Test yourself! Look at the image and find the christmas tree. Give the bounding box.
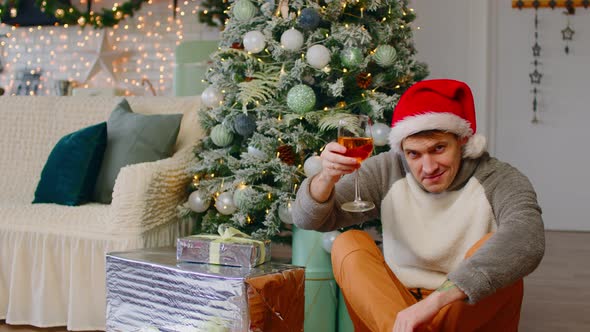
[180,0,428,241]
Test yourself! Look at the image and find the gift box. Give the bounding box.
[106,247,304,332]
[176,226,271,268]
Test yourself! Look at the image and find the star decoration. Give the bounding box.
[80,31,131,84]
[529,69,543,85]
[532,42,541,57]
[561,25,575,41]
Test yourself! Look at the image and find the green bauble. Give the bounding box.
[233,0,258,21]
[210,124,234,147]
[374,45,397,67]
[287,84,316,114]
[340,47,363,68]
[233,186,257,210]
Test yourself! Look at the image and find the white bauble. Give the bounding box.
[215,192,237,215]
[321,230,341,253]
[278,200,294,224]
[201,86,224,108]
[243,30,266,53]
[306,45,331,69]
[280,28,304,51]
[188,190,211,213]
[303,155,323,177]
[371,122,391,147]
[247,146,267,159]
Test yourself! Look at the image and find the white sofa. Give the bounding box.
[0,96,203,331]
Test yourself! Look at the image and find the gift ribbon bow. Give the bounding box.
[198,225,266,266]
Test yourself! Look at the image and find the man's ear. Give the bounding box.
[459,136,469,146]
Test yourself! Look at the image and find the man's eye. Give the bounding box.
[406,151,418,159]
[435,145,445,152]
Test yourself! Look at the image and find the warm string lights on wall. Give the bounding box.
[0,0,218,96]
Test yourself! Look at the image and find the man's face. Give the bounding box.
[401,132,466,193]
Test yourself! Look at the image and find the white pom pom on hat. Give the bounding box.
[389,79,486,159]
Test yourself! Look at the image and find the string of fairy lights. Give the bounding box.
[0,0,218,96]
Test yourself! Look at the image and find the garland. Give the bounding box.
[39,0,148,28]
[0,0,148,28]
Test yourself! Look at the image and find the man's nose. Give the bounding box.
[422,154,438,174]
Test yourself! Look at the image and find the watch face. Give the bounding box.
[1,0,68,27]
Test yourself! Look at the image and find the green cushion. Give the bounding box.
[92,99,183,204]
[33,122,107,206]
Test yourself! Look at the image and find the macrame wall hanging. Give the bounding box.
[513,0,588,123]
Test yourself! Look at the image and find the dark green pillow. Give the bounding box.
[33,122,107,206]
[92,99,182,204]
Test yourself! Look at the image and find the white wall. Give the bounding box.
[410,0,492,143]
[494,3,590,231]
[410,0,590,231]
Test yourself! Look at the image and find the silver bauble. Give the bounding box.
[321,230,341,253]
[306,44,331,69]
[215,192,237,215]
[201,86,224,108]
[278,200,294,224]
[370,122,391,146]
[188,190,211,213]
[280,28,304,51]
[243,30,266,53]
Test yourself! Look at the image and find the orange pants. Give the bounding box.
[332,230,524,332]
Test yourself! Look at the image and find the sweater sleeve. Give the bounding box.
[448,158,545,304]
[292,151,401,232]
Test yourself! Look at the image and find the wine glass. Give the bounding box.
[337,114,375,212]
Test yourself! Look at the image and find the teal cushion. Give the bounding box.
[92,99,183,204]
[33,122,107,206]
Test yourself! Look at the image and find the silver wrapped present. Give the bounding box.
[106,247,304,332]
[176,227,271,268]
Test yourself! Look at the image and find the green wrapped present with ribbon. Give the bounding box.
[177,225,271,268]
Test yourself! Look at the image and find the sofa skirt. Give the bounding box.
[0,219,193,331]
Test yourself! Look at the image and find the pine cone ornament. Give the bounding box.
[277,145,296,165]
[356,72,372,89]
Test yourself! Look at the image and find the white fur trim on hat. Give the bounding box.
[463,134,486,159]
[388,112,486,159]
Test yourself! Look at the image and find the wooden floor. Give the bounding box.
[1,231,589,332]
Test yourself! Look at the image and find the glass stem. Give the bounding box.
[354,169,362,203]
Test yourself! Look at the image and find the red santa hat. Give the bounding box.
[389,79,486,159]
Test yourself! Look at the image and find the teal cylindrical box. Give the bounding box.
[292,226,337,332]
[337,288,354,332]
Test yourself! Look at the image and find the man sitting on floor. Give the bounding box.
[292,79,545,331]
